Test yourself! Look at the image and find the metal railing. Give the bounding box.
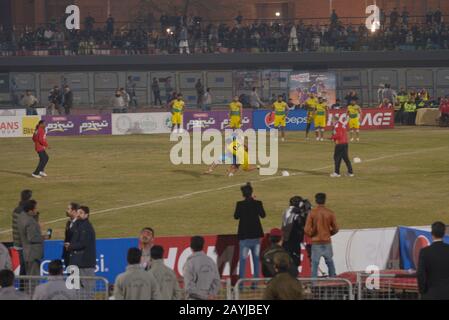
[234,277,354,300]
[14,275,110,300]
[176,277,232,300]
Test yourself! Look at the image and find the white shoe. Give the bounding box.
[281,138,285,142]
[347,173,355,177]
[32,174,42,179]
[228,172,234,177]
[320,138,324,141]
[350,138,354,142]
[356,138,360,142]
[39,172,47,177]
[316,137,320,141]
[330,173,341,178]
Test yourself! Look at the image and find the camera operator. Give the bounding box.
[281,196,312,273]
[48,86,63,115]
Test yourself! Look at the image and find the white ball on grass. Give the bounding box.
[281,170,290,176]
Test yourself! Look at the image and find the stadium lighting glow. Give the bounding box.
[166,28,171,33]
[275,12,281,17]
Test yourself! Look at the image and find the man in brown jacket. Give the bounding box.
[304,193,338,278]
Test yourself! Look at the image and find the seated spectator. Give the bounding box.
[262,228,297,277]
[262,252,304,300]
[378,98,393,109]
[0,269,29,300]
[331,99,342,109]
[33,260,77,300]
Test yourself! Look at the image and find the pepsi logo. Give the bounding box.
[412,235,430,268]
[264,112,275,127]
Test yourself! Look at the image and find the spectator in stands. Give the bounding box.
[434,8,442,25]
[195,79,205,108]
[183,236,221,300]
[139,227,154,269]
[234,182,266,282]
[62,202,80,266]
[111,90,125,110]
[282,196,311,272]
[262,228,296,277]
[389,8,399,27]
[33,260,77,300]
[164,77,174,105]
[120,88,130,108]
[22,90,39,116]
[417,221,449,300]
[250,87,264,108]
[84,13,95,34]
[377,84,385,104]
[114,248,161,300]
[147,245,182,300]
[106,15,115,37]
[64,206,96,297]
[179,25,190,54]
[262,252,304,300]
[126,76,138,108]
[18,200,47,278]
[48,86,62,115]
[203,88,212,111]
[378,98,393,109]
[305,193,339,278]
[330,9,338,27]
[151,78,162,106]
[401,7,409,25]
[344,90,358,106]
[12,189,32,276]
[288,25,298,52]
[0,269,29,300]
[331,98,342,109]
[62,85,73,115]
[0,242,12,271]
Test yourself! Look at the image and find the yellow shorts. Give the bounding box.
[171,112,182,125]
[314,115,326,128]
[348,118,360,129]
[274,115,286,127]
[229,116,241,129]
[241,151,249,171]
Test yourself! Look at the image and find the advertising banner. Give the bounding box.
[22,116,41,137]
[112,112,172,135]
[78,114,112,136]
[252,109,308,131]
[183,110,253,131]
[289,71,336,105]
[44,115,78,136]
[0,116,22,137]
[326,108,395,130]
[398,226,449,270]
[0,108,46,116]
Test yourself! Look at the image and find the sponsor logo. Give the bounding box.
[412,235,430,268]
[80,120,109,133]
[0,121,19,131]
[47,121,75,133]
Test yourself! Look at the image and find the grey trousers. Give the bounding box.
[79,268,96,300]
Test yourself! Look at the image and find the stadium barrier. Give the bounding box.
[177,278,232,300]
[355,272,419,300]
[14,275,110,300]
[234,277,354,300]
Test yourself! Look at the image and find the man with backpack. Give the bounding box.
[261,228,297,277]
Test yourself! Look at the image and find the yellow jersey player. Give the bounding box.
[314,97,327,141]
[229,96,243,129]
[272,95,288,142]
[170,93,184,133]
[347,100,362,142]
[304,93,318,140]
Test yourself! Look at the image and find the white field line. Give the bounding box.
[0,146,447,235]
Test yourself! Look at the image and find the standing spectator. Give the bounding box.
[10,79,20,106]
[12,189,32,276]
[114,248,161,300]
[389,8,399,27]
[62,85,73,115]
[126,76,138,108]
[106,14,115,37]
[344,90,358,106]
[330,9,338,26]
[48,86,62,115]
[62,202,79,267]
[262,228,296,277]
[249,87,264,108]
[147,245,182,300]
[234,182,266,281]
[110,90,125,110]
[195,79,205,108]
[120,88,130,108]
[426,10,433,25]
[22,90,39,115]
[203,88,212,111]
[179,25,190,54]
[417,221,449,300]
[183,236,221,300]
[331,98,342,109]
[151,78,162,106]
[305,193,339,278]
[434,8,442,25]
[401,7,409,25]
[64,206,96,298]
[288,25,298,52]
[262,253,304,300]
[139,227,154,269]
[281,196,311,272]
[32,120,50,179]
[33,260,77,300]
[164,77,174,105]
[17,200,46,277]
[0,270,30,300]
[377,84,385,104]
[0,243,12,271]
[84,13,95,34]
[235,12,243,26]
[382,84,397,106]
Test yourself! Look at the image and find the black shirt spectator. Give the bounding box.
[234,184,266,240]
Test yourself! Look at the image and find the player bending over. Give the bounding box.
[314,97,327,141]
[229,96,243,129]
[347,99,362,142]
[170,93,184,133]
[272,95,288,142]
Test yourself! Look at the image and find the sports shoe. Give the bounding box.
[39,171,47,177]
[356,138,360,142]
[347,173,355,177]
[281,138,285,142]
[316,137,320,141]
[32,174,42,179]
[350,138,354,142]
[320,138,324,141]
[330,173,341,178]
[228,172,234,177]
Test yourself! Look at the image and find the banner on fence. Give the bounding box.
[289,71,336,106]
[22,116,40,137]
[43,114,112,136]
[252,109,308,130]
[183,110,253,131]
[111,112,172,135]
[0,116,22,137]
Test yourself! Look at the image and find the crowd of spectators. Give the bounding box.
[1,8,448,56]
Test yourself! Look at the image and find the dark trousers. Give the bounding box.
[334,143,353,174]
[33,150,49,175]
[153,91,162,105]
[64,106,71,115]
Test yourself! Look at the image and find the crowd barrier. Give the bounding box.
[355,273,418,300]
[14,275,109,300]
[0,108,395,138]
[177,278,232,300]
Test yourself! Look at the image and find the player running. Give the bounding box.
[272,95,288,142]
[346,99,362,142]
[170,93,184,133]
[304,93,318,140]
[314,96,328,141]
[229,95,243,129]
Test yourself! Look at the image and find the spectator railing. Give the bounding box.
[14,275,110,300]
[177,277,233,300]
[234,277,354,300]
[355,272,419,300]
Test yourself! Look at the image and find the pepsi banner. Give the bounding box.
[398,226,449,270]
[253,109,308,131]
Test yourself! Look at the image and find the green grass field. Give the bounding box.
[1,127,448,242]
